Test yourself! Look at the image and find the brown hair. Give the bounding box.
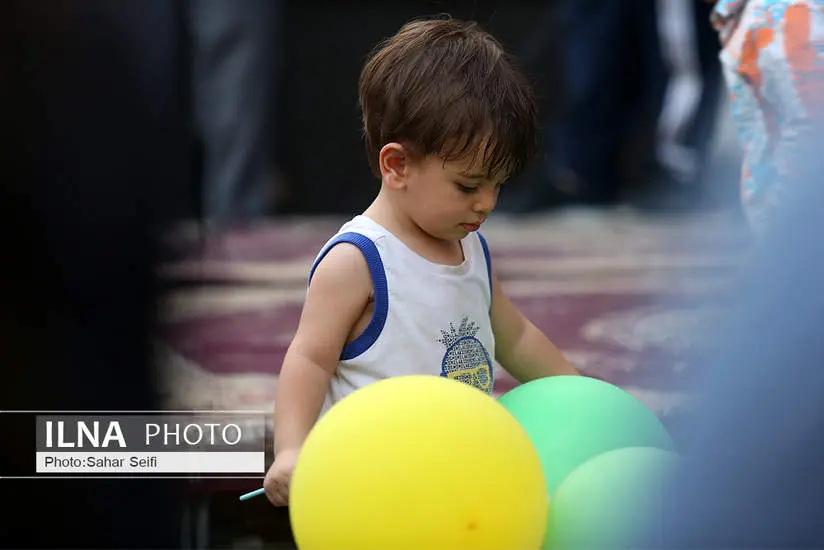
[358,16,538,180]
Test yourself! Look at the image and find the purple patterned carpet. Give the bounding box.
[156,209,749,438]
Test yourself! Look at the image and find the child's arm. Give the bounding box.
[273,244,373,456]
[491,266,579,382]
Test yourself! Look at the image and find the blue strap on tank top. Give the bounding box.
[477,232,493,310]
[308,232,389,360]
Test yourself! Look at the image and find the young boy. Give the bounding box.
[710,0,824,234]
[263,16,578,507]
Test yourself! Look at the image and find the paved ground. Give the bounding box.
[156,206,749,423]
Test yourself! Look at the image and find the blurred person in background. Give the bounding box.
[511,0,664,211]
[710,0,824,236]
[651,123,824,548]
[1,1,186,547]
[644,3,824,545]
[499,0,723,213]
[639,0,724,210]
[188,0,286,228]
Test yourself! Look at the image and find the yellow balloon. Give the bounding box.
[289,375,548,550]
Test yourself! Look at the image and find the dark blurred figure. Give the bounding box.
[188,0,285,227]
[500,0,722,213]
[650,128,824,547]
[0,1,188,547]
[637,0,724,211]
[499,0,664,212]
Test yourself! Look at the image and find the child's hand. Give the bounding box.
[263,448,300,507]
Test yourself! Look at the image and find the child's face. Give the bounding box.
[403,153,504,241]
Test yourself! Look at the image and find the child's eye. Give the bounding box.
[456,183,478,194]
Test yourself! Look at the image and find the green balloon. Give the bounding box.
[545,446,680,549]
[498,376,676,495]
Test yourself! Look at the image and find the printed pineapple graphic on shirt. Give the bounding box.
[438,317,493,394]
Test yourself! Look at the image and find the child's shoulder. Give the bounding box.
[310,216,387,286]
[311,241,371,282]
[318,215,388,249]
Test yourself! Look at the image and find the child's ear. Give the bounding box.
[379,143,411,190]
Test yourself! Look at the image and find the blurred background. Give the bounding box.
[177,0,745,220]
[2,0,754,548]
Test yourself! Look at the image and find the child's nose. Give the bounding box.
[474,187,497,214]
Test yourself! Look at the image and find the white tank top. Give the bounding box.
[308,215,496,412]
